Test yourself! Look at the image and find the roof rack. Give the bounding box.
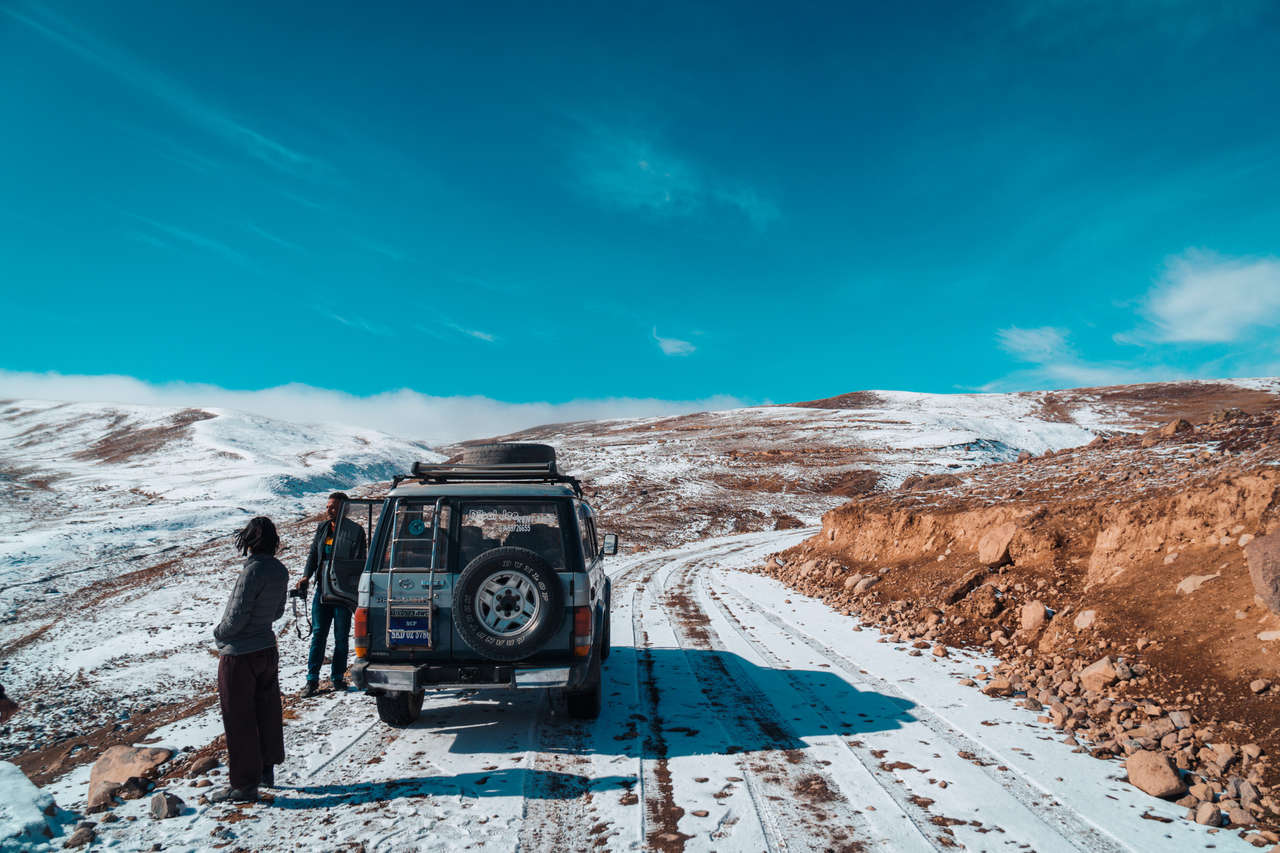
[393,461,582,496]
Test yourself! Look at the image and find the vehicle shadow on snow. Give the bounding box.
[435,647,918,759]
[271,768,633,808]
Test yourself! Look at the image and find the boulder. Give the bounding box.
[971,584,1002,618]
[981,677,1015,697]
[854,575,880,594]
[88,746,172,811]
[1126,750,1188,799]
[1079,657,1118,693]
[978,523,1017,568]
[1251,679,1272,694]
[942,567,987,605]
[1245,531,1280,614]
[148,792,184,820]
[62,824,95,849]
[1019,600,1048,634]
[1160,418,1193,437]
[1209,408,1247,424]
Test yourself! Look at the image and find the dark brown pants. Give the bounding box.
[217,646,285,790]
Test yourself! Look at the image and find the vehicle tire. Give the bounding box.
[453,547,565,662]
[567,644,602,720]
[600,604,611,662]
[376,691,423,727]
[461,443,556,466]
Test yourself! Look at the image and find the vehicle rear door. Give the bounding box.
[322,497,383,609]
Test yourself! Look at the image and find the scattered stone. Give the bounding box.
[1176,573,1221,595]
[1126,750,1188,800]
[854,575,880,594]
[1259,631,1280,643]
[88,746,173,811]
[1250,679,1272,695]
[932,644,948,657]
[1017,451,1033,463]
[1074,610,1097,631]
[1079,657,1119,693]
[63,825,94,849]
[1245,531,1280,614]
[982,677,1015,697]
[116,776,150,801]
[148,792,184,820]
[691,809,709,817]
[187,755,218,776]
[1195,802,1222,826]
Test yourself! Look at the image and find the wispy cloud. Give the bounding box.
[246,223,308,255]
[1122,249,1280,344]
[348,233,410,262]
[985,325,1175,390]
[446,323,497,343]
[317,309,392,338]
[4,2,323,177]
[122,211,251,266]
[0,369,750,444]
[572,122,778,229]
[652,327,695,356]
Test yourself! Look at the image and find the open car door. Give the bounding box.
[321,497,383,609]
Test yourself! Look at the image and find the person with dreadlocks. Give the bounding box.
[293,492,365,696]
[211,516,288,804]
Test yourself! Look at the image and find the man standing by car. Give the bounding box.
[294,492,366,697]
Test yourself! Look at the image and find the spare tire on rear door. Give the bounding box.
[462,443,556,466]
[452,547,565,662]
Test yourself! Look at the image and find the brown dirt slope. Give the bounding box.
[766,404,1280,832]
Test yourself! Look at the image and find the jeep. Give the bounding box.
[318,443,616,725]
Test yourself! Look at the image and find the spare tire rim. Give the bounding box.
[475,570,541,636]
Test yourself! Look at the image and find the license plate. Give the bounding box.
[388,612,432,647]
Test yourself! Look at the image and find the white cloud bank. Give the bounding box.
[0,370,747,445]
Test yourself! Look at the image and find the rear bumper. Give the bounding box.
[352,659,584,693]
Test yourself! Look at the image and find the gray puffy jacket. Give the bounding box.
[213,554,288,656]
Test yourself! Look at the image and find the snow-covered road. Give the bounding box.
[50,530,1250,852]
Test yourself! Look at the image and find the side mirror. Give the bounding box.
[601,533,619,557]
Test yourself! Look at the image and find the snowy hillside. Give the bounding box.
[0,400,440,610]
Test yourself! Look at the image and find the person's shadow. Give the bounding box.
[270,647,917,807]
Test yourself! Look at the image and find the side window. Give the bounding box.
[379,500,450,569]
[577,503,597,563]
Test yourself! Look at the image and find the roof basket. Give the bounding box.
[395,461,582,496]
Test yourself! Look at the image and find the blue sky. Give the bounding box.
[3,0,1280,435]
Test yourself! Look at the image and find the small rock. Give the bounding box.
[854,575,880,594]
[149,791,184,820]
[1079,657,1118,693]
[1176,573,1221,595]
[117,776,150,801]
[1228,806,1256,826]
[187,755,218,776]
[1251,679,1272,694]
[691,809,709,817]
[932,644,947,657]
[1195,802,1222,826]
[1126,750,1188,800]
[982,677,1015,697]
[63,825,94,849]
[1074,610,1097,631]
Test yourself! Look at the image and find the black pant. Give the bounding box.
[218,646,285,790]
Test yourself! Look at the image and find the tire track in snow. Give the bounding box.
[634,536,876,852]
[707,565,1134,853]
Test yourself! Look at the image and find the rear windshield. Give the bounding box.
[458,501,566,569]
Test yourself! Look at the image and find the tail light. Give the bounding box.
[573,606,592,657]
[353,607,369,659]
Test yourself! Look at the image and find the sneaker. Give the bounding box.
[302,682,319,698]
[260,765,275,788]
[209,786,258,803]
[331,679,348,692]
